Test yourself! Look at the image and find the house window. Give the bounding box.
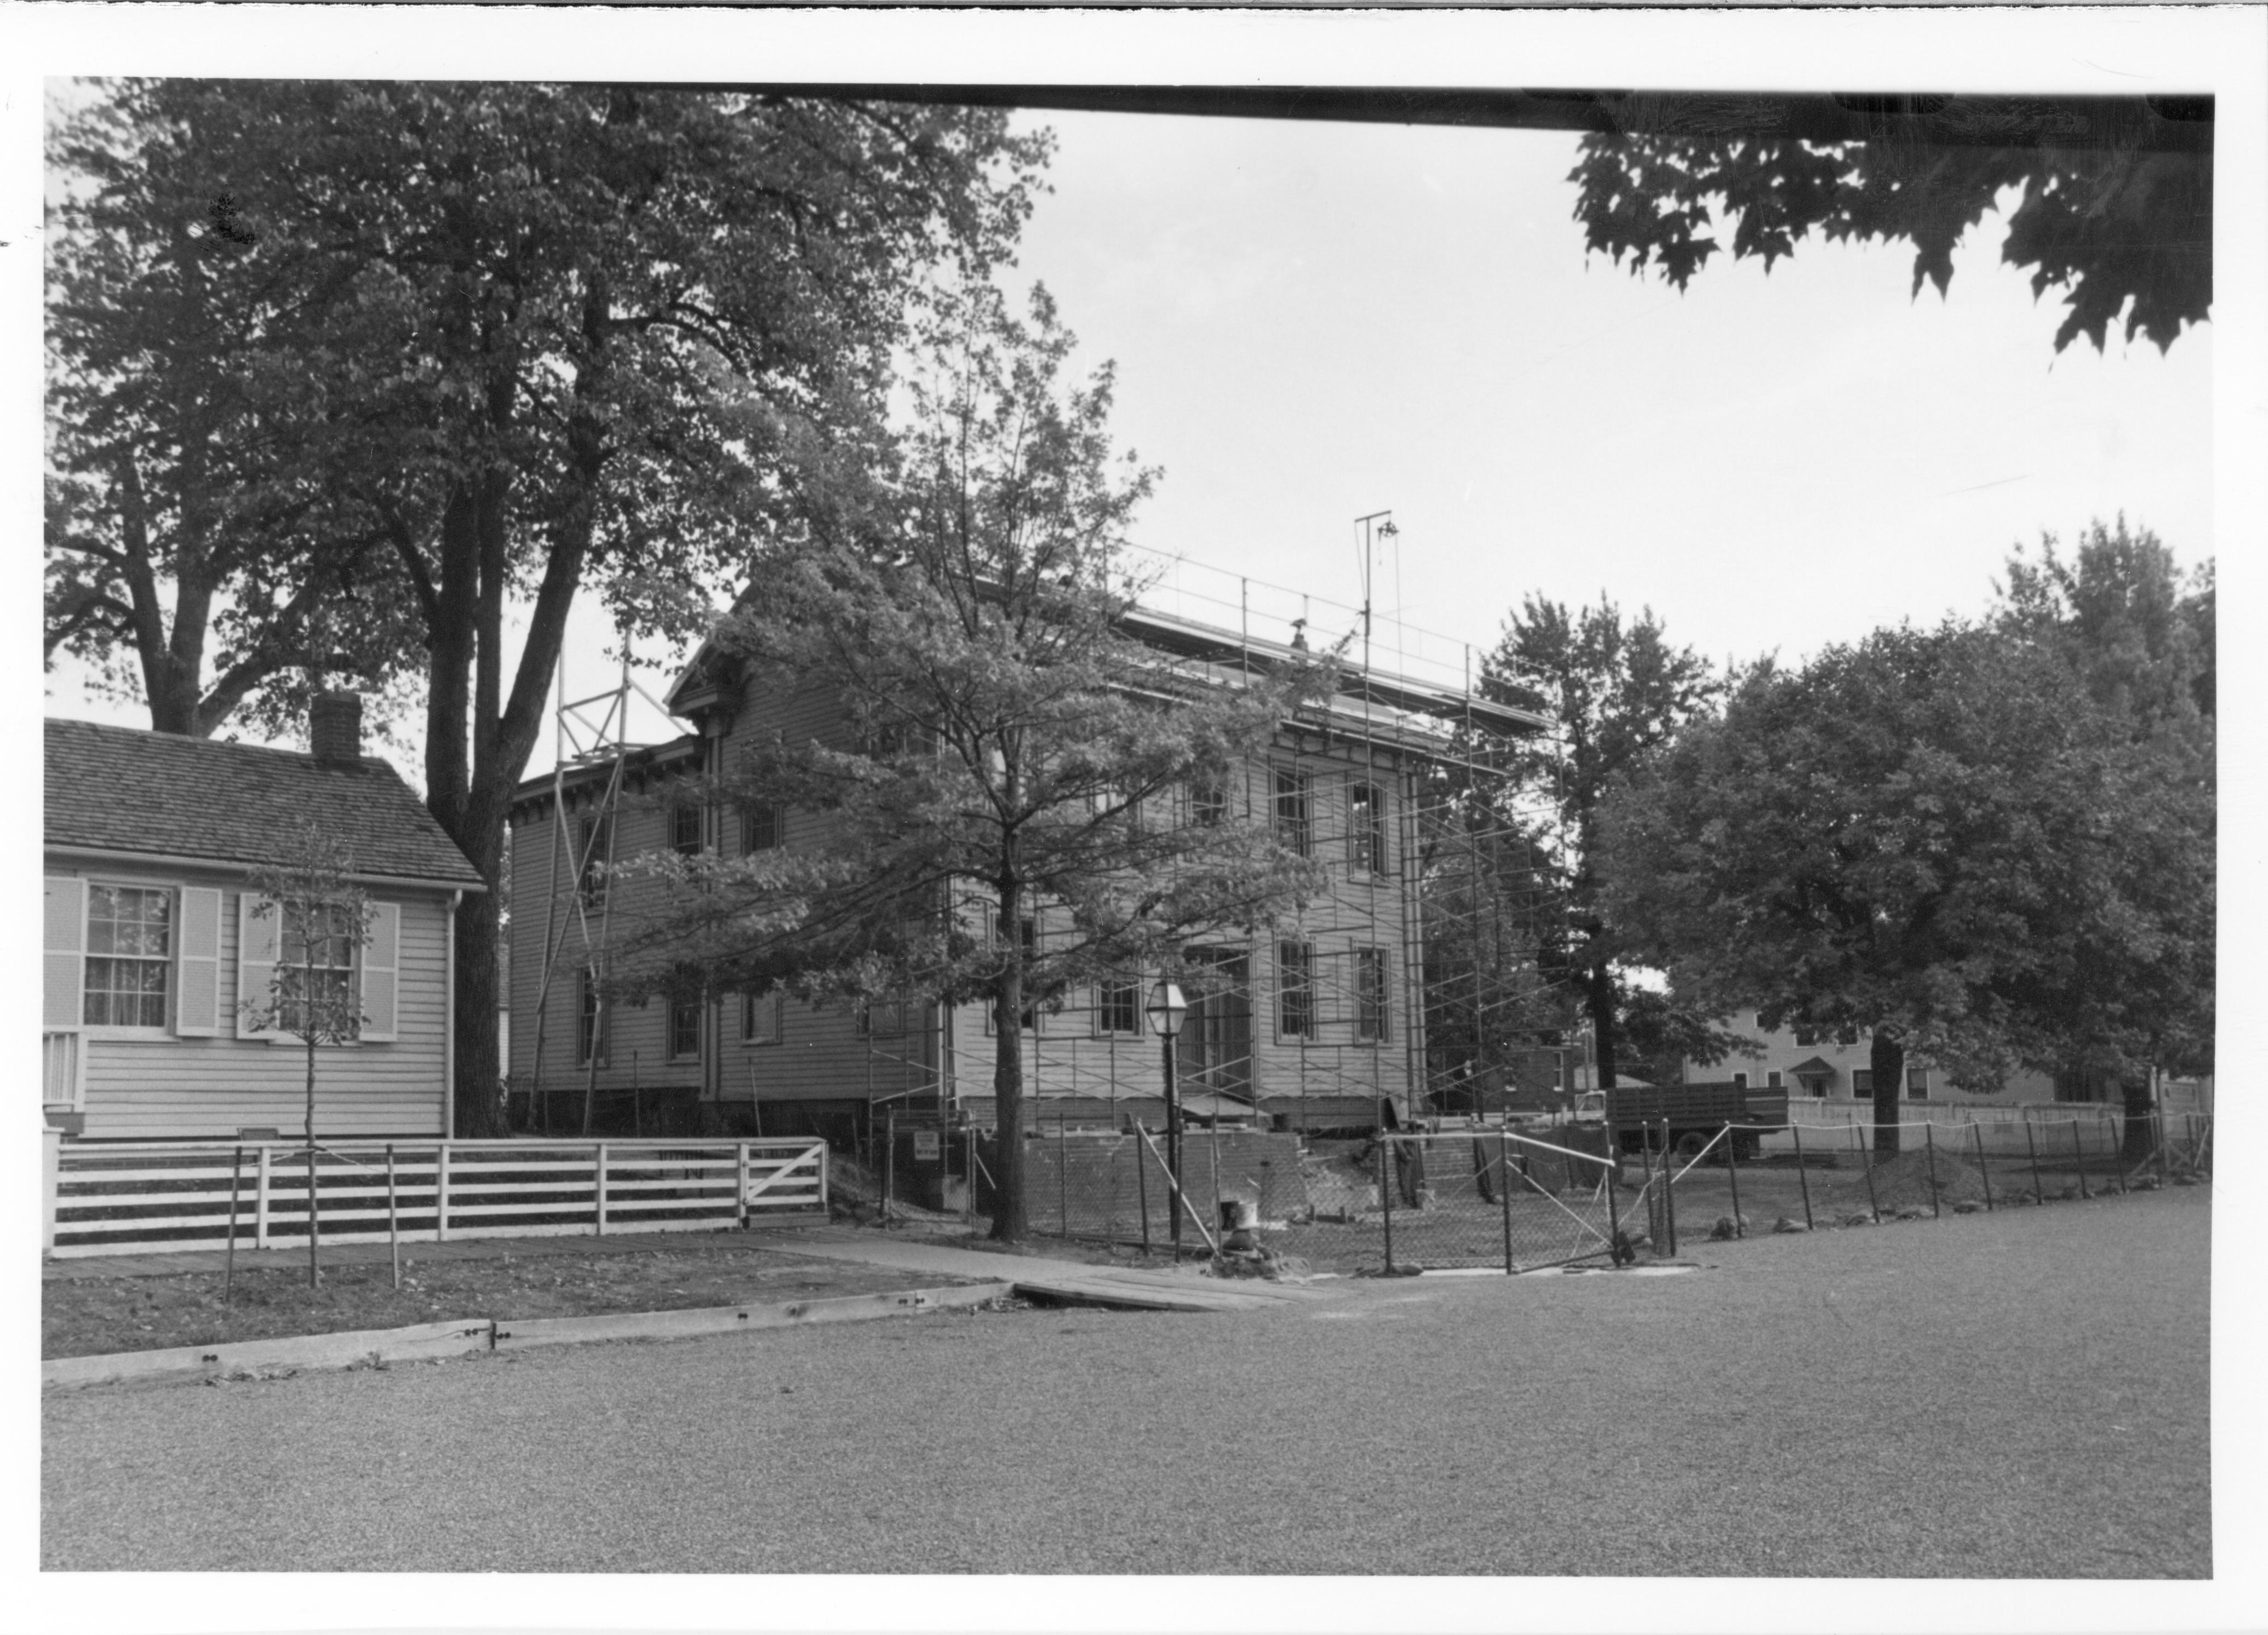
[742,804,779,853]
[1767,1070,1783,1089]
[1755,1012,1772,1030]
[669,996,703,1061]
[1851,1070,1874,1096]
[577,968,603,1065]
[1906,1068,1929,1100]
[278,904,360,1037]
[1096,978,1140,1037]
[1190,770,1228,827]
[1278,939,1315,1040]
[1731,1071,1749,1089]
[83,884,171,1028]
[1793,1026,1819,1047]
[1355,946,1389,1043]
[1273,771,1310,857]
[577,814,610,906]
[1348,782,1388,875]
[1795,1070,1831,1097]
[1837,1025,1861,1046]
[742,990,783,1046]
[672,800,705,856]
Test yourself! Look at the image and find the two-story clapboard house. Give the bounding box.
[505,604,1544,1144]
[43,699,485,1143]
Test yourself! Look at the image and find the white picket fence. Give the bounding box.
[44,1138,829,1258]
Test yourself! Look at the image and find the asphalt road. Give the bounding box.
[43,1186,2209,1577]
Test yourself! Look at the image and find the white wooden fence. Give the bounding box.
[44,1138,828,1258]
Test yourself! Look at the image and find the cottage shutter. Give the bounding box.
[43,877,85,1030]
[236,894,282,1040]
[359,901,401,1042]
[172,887,223,1036]
[1316,947,1355,1029]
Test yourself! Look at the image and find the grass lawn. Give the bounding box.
[42,1244,986,1360]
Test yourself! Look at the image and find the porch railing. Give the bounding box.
[45,1137,828,1259]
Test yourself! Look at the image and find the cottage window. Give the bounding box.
[669,996,703,1061]
[1189,770,1228,828]
[1273,771,1311,856]
[1095,977,1140,1037]
[1278,939,1315,1040]
[741,804,779,853]
[83,885,172,1028]
[742,990,783,1046]
[1906,1068,1929,1100]
[1348,782,1388,875]
[577,814,611,906]
[277,904,360,1037]
[1355,945,1389,1043]
[1851,1070,1873,1096]
[672,800,705,856]
[577,968,604,1065]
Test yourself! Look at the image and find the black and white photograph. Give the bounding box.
[14,4,2263,1630]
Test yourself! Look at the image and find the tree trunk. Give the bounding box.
[2120,1075,2156,1164]
[1584,946,1619,1091]
[989,876,1027,1242]
[1869,1028,1905,1156]
[453,892,505,1137]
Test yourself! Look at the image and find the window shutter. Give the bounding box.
[43,877,85,1030]
[359,901,401,1042]
[175,887,222,1036]
[236,894,282,1039]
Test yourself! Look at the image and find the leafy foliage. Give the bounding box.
[47,80,1047,1131]
[1569,135,2212,353]
[608,285,1331,1238]
[1475,596,1721,1088]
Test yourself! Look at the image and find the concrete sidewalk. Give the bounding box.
[42,1224,829,1282]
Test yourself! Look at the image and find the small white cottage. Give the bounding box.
[42,697,485,1142]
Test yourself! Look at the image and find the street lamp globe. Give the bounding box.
[1144,979,1188,1040]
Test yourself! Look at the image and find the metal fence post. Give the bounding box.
[1499,1135,1515,1273]
[1134,1124,1151,1255]
[1724,1123,1744,1237]
[1602,1135,1622,1247]
[2024,1115,2044,1203]
[1973,1121,1994,1212]
[1855,1122,1881,1224]
[2153,1111,2169,1186]
[2071,1118,2090,1201]
[1659,1118,1678,1255]
[1923,1121,1941,1219]
[1791,1120,1814,1231]
[1379,1134,1396,1272]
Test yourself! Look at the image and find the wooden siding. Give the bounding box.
[506,687,1424,1116]
[45,856,452,1140]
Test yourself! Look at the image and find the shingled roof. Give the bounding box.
[45,718,484,890]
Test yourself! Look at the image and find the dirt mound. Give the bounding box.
[1855,1149,1989,1211]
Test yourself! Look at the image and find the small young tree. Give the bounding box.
[610,284,1330,1240]
[242,821,374,1286]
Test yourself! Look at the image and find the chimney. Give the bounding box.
[310,690,364,768]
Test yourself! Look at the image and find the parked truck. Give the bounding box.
[1599,1082,1790,1161]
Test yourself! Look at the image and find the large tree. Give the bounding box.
[1570,129,2212,353]
[1603,615,2210,1153]
[608,285,1328,1240]
[47,81,1045,1132]
[1480,596,1721,1094]
[1995,520,2215,1152]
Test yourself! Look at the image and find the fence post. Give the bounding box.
[1791,1120,1814,1231]
[2024,1116,2044,1204]
[1973,1122,1994,1212]
[1724,1123,1744,1237]
[1499,1135,1515,1273]
[1923,1121,1941,1219]
[1602,1135,1622,1249]
[225,1145,243,1303]
[1659,1118,1678,1256]
[2107,1111,2128,1195]
[41,1128,61,1254]
[2071,1118,2090,1201]
[255,1145,272,1249]
[1379,1133,1396,1272]
[1133,1124,1151,1255]
[386,1144,401,1289]
[595,1142,609,1235]
[436,1144,452,1242]
[1854,1122,1881,1224]
[2154,1111,2169,1186]
[737,1140,751,1230]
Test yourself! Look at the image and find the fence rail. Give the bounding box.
[46,1137,828,1258]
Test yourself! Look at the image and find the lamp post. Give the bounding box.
[1146,978,1189,1255]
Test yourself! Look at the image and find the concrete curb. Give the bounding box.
[43,1281,1016,1390]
